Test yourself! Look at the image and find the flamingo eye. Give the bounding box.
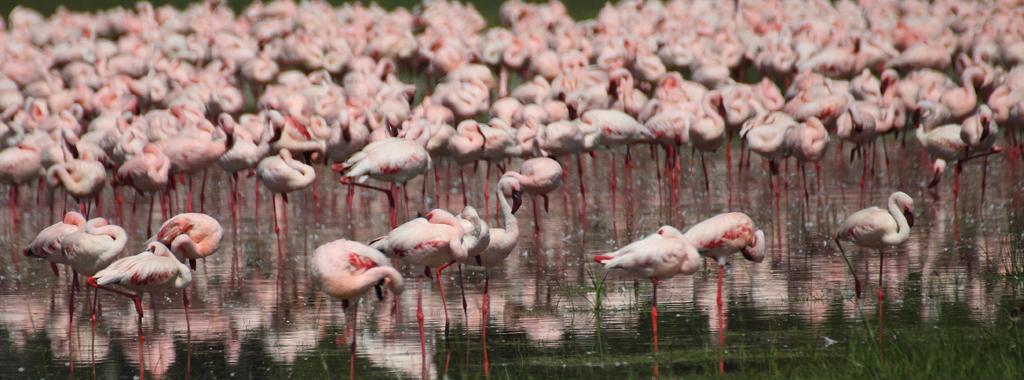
[657,228,665,235]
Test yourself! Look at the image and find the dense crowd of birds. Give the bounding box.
[3,0,1023,378]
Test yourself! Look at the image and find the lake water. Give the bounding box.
[2,141,1022,379]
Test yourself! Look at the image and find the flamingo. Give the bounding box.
[150,212,224,271]
[370,207,482,334]
[681,212,766,373]
[0,142,43,227]
[834,191,914,299]
[87,241,193,380]
[112,143,171,234]
[499,157,562,234]
[310,239,404,380]
[833,191,915,352]
[593,226,701,353]
[333,125,431,228]
[256,149,316,236]
[465,179,519,285]
[55,216,127,369]
[46,153,106,216]
[23,211,89,276]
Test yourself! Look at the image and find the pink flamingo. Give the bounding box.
[594,226,701,354]
[310,239,404,380]
[682,212,766,373]
[369,209,473,344]
[256,149,316,237]
[55,216,127,371]
[0,142,43,227]
[46,153,106,216]
[499,157,561,234]
[112,143,170,235]
[333,128,431,228]
[834,191,915,352]
[87,242,193,380]
[150,212,224,271]
[460,182,519,374]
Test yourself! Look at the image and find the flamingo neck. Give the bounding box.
[496,188,518,241]
[354,266,403,295]
[883,196,910,245]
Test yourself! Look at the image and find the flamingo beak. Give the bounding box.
[904,208,914,228]
[374,279,385,301]
[511,190,523,214]
[22,248,32,257]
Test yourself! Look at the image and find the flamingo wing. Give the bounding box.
[92,252,180,288]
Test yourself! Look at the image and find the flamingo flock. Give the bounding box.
[2,0,1023,378]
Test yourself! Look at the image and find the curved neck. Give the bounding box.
[496,188,519,240]
[883,196,910,245]
[355,266,403,294]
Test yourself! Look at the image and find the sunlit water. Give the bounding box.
[1,140,1022,379]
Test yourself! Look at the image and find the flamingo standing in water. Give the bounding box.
[682,212,766,373]
[0,142,43,228]
[594,226,701,354]
[256,149,316,237]
[369,209,477,364]
[150,212,224,271]
[46,153,106,216]
[499,157,562,234]
[460,182,519,376]
[24,211,88,276]
[334,125,431,228]
[833,191,914,351]
[112,143,171,234]
[54,216,127,371]
[310,239,404,380]
[87,241,193,380]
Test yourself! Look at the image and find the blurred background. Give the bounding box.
[0,0,604,24]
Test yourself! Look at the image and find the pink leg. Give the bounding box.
[651,278,659,353]
[482,272,491,378]
[435,261,455,334]
[349,301,358,380]
[417,277,426,379]
[183,289,191,335]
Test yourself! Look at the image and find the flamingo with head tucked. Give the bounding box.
[257,149,316,236]
[594,225,701,353]
[87,242,192,380]
[310,239,404,380]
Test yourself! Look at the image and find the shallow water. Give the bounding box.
[1,140,1023,379]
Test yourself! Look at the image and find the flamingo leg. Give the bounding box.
[187,173,194,213]
[878,249,885,361]
[183,289,191,335]
[68,273,77,375]
[532,196,541,236]
[700,152,710,192]
[8,186,17,235]
[458,264,468,325]
[417,277,426,379]
[717,264,725,375]
[482,271,490,378]
[834,238,863,298]
[651,278,659,354]
[339,178,396,228]
[435,261,455,335]
[576,154,586,219]
[199,169,207,213]
[350,300,358,380]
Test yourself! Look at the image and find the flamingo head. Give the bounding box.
[891,191,915,228]
[741,229,766,263]
[497,176,522,214]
